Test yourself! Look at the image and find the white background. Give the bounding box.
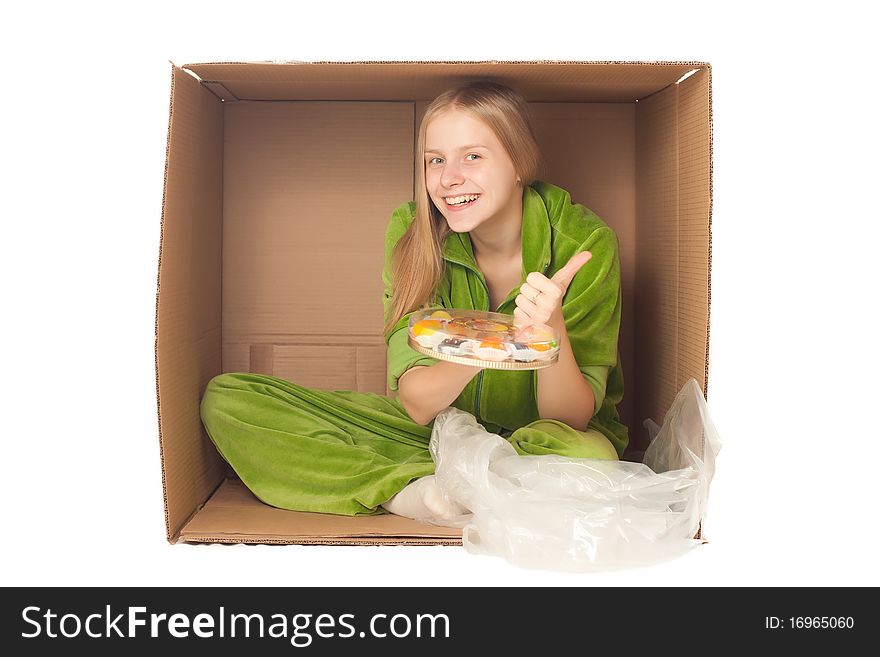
[3,1,878,587]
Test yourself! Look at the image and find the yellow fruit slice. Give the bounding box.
[412,319,443,336]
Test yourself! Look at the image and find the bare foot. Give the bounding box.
[381,475,467,521]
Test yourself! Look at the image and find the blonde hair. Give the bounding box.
[384,80,543,336]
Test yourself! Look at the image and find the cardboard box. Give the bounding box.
[156,61,712,545]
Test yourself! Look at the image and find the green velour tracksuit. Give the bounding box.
[200,181,629,516]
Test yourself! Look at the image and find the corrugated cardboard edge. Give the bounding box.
[155,61,176,542]
[183,59,711,66]
[699,62,713,543]
[704,63,714,402]
[179,537,463,546]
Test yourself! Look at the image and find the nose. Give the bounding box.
[440,160,464,189]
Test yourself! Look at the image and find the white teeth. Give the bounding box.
[446,194,480,206]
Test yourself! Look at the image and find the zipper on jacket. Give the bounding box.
[445,241,490,425]
[473,370,484,425]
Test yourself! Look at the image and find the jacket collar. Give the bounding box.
[441,183,551,279]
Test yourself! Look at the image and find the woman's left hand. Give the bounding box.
[514,251,592,328]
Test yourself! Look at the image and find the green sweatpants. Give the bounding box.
[199,372,617,516]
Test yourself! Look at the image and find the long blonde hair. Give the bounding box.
[384,80,543,336]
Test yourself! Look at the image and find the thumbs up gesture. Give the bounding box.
[514,251,592,328]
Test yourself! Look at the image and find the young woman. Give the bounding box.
[200,80,628,522]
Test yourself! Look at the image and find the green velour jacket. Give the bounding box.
[383,180,629,458]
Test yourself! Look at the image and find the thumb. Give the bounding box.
[550,251,592,290]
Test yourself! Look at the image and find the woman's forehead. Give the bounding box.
[425,110,498,153]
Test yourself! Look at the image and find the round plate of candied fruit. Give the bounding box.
[407,308,559,370]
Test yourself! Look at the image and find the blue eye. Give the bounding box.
[465,153,480,161]
[427,157,443,165]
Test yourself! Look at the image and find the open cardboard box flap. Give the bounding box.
[156,61,712,545]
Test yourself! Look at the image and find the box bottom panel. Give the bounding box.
[178,478,463,546]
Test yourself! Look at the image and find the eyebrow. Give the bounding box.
[424,144,488,155]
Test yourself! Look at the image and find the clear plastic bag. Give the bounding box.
[424,378,722,572]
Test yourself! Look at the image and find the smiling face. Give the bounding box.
[424,108,522,235]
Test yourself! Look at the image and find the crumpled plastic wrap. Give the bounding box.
[424,378,722,572]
